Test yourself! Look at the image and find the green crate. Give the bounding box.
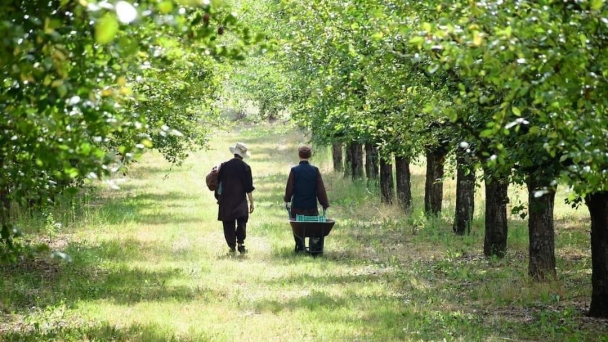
[296,214,326,222]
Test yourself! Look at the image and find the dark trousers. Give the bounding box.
[293,233,325,254]
[293,234,305,252]
[222,216,248,248]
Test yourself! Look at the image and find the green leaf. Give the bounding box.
[528,126,540,135]
[80,142,92,154]
[57,84,68,97]
[512,106,521,116]
[141,138,153,148]
[409,36,425,46]
[95,14,119,45]
[480,129,495,138]
[65,167,79,178]
[590,0,603,11]
[158,1,174,14]
[371,32,383,41]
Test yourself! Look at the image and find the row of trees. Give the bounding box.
[0,0,263,261]
[234,0,608,317]
[2,0,606,319]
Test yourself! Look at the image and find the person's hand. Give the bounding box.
[249,202,255,213]
[285,202,291,210]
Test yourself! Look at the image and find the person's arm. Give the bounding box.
[247,192,254,213]
[243,164,255,213]
[284,169,295,208]
[316,169,329,209]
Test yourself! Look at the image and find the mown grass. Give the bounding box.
[1,121,606,342]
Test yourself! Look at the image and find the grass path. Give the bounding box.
[1,123,607,341]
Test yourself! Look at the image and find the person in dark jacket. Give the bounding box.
[284,145,329,253]
[216,142,255,254]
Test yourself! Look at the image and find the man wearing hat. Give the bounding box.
[216,142,255,254]
[284,145,330,253]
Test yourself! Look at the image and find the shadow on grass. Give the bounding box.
[64,238,202,263]
[0,236,218,316]
[126,164,176,178]
[1,321,209,342]
[91,190,203,226]
[265,246,356,265]
[248,260,608,342]
[263,270,391,287]
[248,290,489,341]
[249,174,287,205]
[3,123,605,341]
[253,289,349,314]
[256,202,607,341]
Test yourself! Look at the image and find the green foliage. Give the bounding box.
[410,0,608,193]
[248,0,606,197]
[0,0,260,258]
[259,0,467,164]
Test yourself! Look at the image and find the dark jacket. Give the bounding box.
[284,161,329,216]
[216,157,254,221]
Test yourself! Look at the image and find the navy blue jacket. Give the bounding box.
[284,161,329,211]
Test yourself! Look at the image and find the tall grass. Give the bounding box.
[0,122,605,342]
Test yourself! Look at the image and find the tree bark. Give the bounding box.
[0,184,9,214]
[364,143,379,181]
[0,183,12,249]
[350,143,364,180]
[586,191,608,318]
[380,157,394,204]
[395,156,412,212]
[453,155,476,235]
[332,143,343,172]
[344,142,352,179]
[527,177,557,281]
[484,174,509,258]
[424,147,446,215]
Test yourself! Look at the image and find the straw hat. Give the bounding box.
[229,142,250,159]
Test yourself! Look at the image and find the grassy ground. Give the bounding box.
[1,121,606,342]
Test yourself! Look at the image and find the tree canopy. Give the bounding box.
[0,0,261,260]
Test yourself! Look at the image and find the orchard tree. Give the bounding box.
[410,0,608,316]
[0,0,258,261]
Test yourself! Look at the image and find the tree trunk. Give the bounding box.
[586,191,608,318]
[380,157,394,204]
[332,143,343,172]
[527,177,557,281]
[484,174,509,258]
[350,143,364,180]
[364,144,379,181]
[0,185,9,214]
[395,156,412,212]
[0,183,12,249]
[424,147,446,215]
[344,142,352,179]
[453,155,476,235]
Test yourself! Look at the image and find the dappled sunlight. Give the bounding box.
[2,124,605,342]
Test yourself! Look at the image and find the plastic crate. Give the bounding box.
[296,214,326,222]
